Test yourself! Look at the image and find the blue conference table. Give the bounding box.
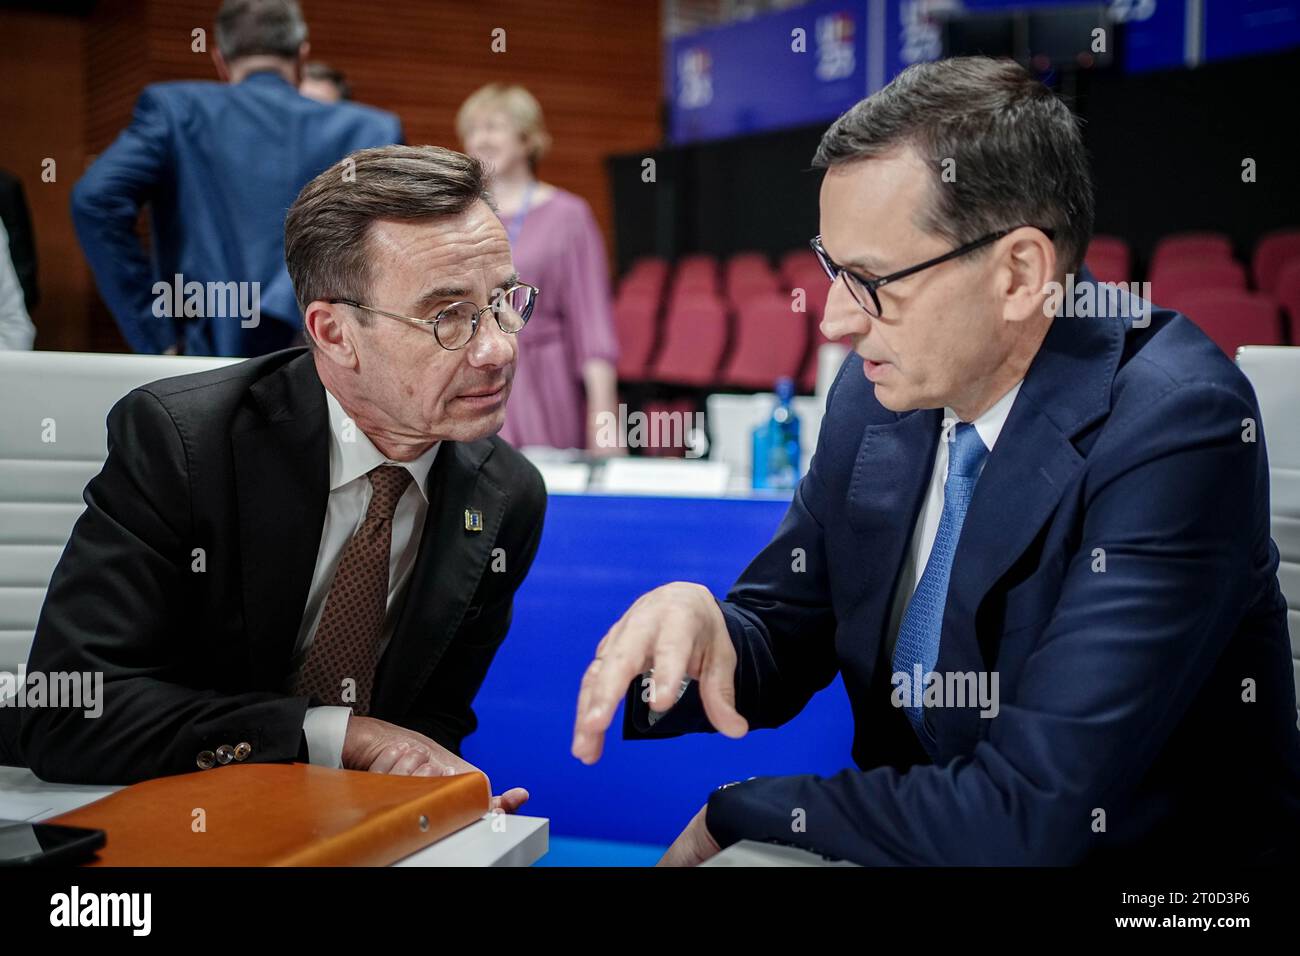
[461,492,855,851]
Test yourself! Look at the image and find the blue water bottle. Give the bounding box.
[752,377,801,490]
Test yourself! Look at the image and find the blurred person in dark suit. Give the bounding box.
[0,169,38,313]
[71,0,401,357]
[573,57,1300,865]
[300,60,350,103]
[24,146,544,806]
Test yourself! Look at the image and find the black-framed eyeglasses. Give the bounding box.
[810,227,1056,318]
[326,282,539,351]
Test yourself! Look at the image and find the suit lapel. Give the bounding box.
[370,438,505,717]
[846,407,942,538]
[938,399,1083,676]
[231,353,329,691]
[844,407,942,668]
[938,268,1128,676]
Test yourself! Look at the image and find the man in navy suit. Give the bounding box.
[72,0,402,357]
[571,57,1300,865]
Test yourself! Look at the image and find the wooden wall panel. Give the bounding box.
[0,9,89,350]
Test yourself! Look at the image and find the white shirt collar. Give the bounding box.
[945,380,1023,453]
[323,388,440,499]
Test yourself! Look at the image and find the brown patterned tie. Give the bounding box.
[293,464,413,715]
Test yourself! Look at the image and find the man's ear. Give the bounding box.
[304,301,359,369]
[295,41,310,84]
[210,47,230,82]
[1001,227,1057,324]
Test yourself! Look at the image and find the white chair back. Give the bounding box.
[0,351,237,674]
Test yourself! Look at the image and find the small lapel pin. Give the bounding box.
[464,508,483,532]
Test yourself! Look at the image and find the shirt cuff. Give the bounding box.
[302,705,352,769]
[646,676,694,726]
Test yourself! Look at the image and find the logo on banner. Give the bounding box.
[900,0,951,65]
[815,12,856,81]
[677,47,713,108]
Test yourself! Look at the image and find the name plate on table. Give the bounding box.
[596,458,731,497]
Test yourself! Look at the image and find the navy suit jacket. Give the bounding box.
[71,72,401,356]
[626,275,1300,865]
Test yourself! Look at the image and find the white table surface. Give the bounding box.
[701,839,859,867]
[0,765,547,867]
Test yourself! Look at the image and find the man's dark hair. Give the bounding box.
[813,56,1094,275]
[303,61,351,100]
[284,145,491,319]
[214,0,308,62]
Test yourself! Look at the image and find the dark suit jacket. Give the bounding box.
[626,275,1300,865]
[20,349,546,785]
[71,72,402,357]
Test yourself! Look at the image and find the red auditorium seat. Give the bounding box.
[1162,288,1284,357]
[726,251,770,271]
[675,253,717,279]
[667,253,723,309]
[798,308,852,392]
[1085,235,1131,284]
[1252,228,1300,293]
[650,299,729,386]
[665,287,726,316]
[726,253,776,276]
[787,267,830,317]
[622,256,669,282]
[728,280,782,309]
[672,273,719,295]
[1149,259,1247,304]
[779,249,819,286]
[672,258,720,298]
[727,266,781,306]
[1087,235,1130,260]
[678,252,716,267]
[613,292,660,380]
[720,295,809,390]
[618,276,659,299]
[1273,258,1300,343]
[1150,231,1233,272]
[1086,254,1128,285]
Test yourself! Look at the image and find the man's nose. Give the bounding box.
[466,311,515,369]
[819,276,870,341]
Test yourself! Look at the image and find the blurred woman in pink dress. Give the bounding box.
[458,84,620,453]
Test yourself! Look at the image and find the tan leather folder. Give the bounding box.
[47,762,491,866]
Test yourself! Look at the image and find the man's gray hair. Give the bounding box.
[813,56,1094,274]
[215,0,308,62]
[284,145,492,319]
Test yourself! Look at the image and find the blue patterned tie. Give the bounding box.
[893,421,989,752]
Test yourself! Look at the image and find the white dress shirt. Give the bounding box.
[296,388,440,768]
[0,221,35,350]
[883,381,1023,660]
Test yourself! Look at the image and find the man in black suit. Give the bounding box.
[21,145,545,804]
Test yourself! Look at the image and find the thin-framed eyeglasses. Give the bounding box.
[326,282,539,351]
[810,227,1056,317]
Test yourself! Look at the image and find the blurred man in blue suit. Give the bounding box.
[72,0,401,356]
[572,57,1300,865]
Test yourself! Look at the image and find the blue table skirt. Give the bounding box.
[462,493,854,846]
